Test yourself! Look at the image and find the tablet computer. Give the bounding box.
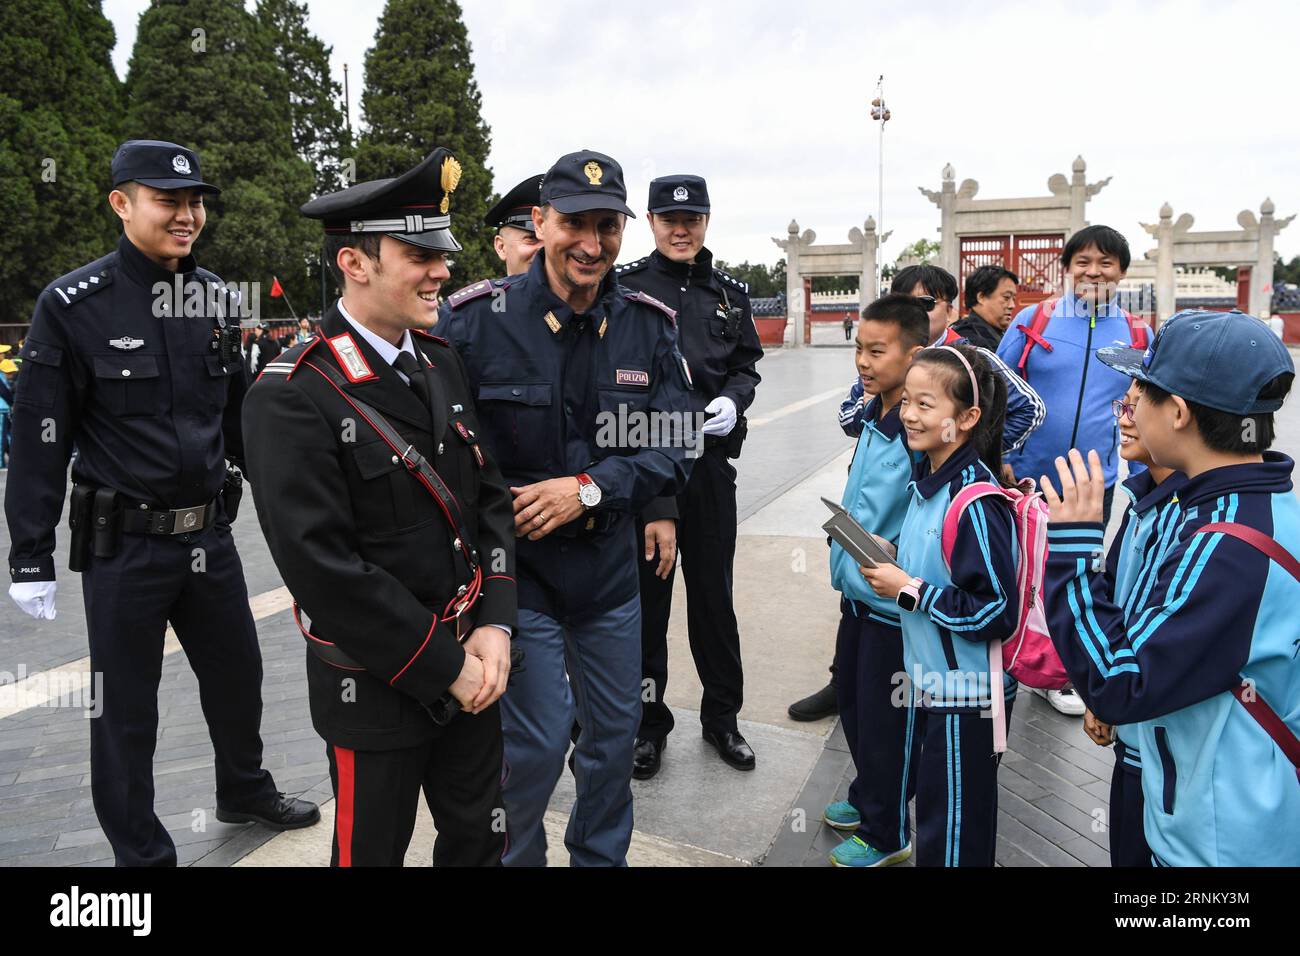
[820,497,899,569]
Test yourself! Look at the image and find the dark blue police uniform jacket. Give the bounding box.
[5,236,244,581]
[438,251,693,619]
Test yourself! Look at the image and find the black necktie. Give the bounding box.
[393,350,431,412]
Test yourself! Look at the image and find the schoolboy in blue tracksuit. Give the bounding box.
[1081,380,1187,866]
[1042,310,1300,867]
[863,344,1020,867]
[824,295,929,867]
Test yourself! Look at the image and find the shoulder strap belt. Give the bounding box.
[1196,522,1300,782]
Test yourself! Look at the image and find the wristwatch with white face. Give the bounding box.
[896,577,923,613]
[576,473,602,509]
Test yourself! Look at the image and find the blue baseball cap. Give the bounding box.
[1097,310,1294,415]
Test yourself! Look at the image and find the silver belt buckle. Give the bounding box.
[170,505,206,534]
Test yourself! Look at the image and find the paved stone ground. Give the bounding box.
[2,342,1296,866]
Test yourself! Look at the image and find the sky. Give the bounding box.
[102,0,1299,272]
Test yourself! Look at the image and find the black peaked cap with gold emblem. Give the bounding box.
[540,149,635,218]
[300,146,463,252]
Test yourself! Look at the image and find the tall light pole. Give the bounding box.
[870,77,891,294]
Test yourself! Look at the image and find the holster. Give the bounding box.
[725,416,748,459]
[221,466,244,524]
[91,488,121,560]
[67,485,94,573]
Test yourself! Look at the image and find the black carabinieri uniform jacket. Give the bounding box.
[242,305,517,750]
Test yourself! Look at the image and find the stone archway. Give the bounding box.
[920,156,1110,311]
[1141,199,1293,321]
[772,217,889,348]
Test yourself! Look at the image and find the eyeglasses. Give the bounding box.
[913,295,945,312]
[1112,399,1139,420]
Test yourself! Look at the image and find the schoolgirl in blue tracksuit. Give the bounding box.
[1097,460,1187,865]
[863,344,1020,867]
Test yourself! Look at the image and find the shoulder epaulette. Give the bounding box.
[46,256,115,309]
[623,288,677,326]
[713,268,749,295]
[256,335,321,382]
[446,276,515,309]
[412,328,451,347]
[614,257,649,277]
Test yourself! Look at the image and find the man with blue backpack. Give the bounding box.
[996,225,1149,716]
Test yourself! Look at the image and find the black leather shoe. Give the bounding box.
[787,682,837,722]
[702,729,755,771]
[632,737,665,780]
[216,792,321,830]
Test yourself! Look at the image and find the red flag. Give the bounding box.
[270,277,284,298]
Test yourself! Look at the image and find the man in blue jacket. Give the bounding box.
[996,225,1144,716]
[1041,310,1299,866]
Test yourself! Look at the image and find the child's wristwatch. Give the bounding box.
[896,578,923,613]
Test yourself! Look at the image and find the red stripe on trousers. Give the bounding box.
[335,745,355,867]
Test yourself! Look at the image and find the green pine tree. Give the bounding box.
[357,0,496,287]
[258,0,350,196]
[0,0,123,328]
[123,0,317,321]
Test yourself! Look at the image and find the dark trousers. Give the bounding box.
[914,694,1016,867]
[1109,740,1151,867]
[325,704,505,867]
[834,602,924,852]
[638,448,743,738]
[82,522,275,867]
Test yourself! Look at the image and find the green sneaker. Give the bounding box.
[829,836,912,868]
[822,800,861,831]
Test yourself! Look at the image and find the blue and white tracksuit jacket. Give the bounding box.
[895,442,1021,711]
[1045,453,1300,866]
[1104,468,1188,774]
[828,397,915,621]
[996,296,1138,489]
[839,333,1045,455]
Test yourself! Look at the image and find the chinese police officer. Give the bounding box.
[439,149,693,866]
[242,148,518,867]
[4,140,318,867]
[615,174,764,778]
[484,173,545,277]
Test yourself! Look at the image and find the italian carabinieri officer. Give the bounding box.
[242,148,518,867]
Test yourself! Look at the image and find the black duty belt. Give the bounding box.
[120,499,219,535]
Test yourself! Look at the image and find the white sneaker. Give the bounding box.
[1034,686,1086,716]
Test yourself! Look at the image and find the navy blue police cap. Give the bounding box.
[485,174,545,233]
[540,150,635,218]
[111,140,220,194]
[648,174,710,214]
[300,147,463,252]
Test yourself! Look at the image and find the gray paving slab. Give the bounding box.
[548,709,823,864]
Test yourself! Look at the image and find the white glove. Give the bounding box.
[10,580,57,620]
[701,396,738,437]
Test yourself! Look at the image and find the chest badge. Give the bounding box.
[108,336,144,351]
[616,369,649,387]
